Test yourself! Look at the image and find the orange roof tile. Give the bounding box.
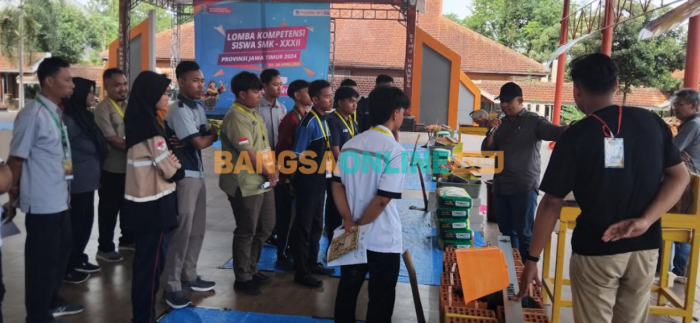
[0,52,50,72]
[477,80,670,109]
[102,0,547,77]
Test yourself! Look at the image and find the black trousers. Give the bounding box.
[132,230,171,323]
[292,186,325,274]
[68,192,95,271]
[275,183,294,257]
[324,180,342,242]
[26,211,72,323]
[334,251,400,323]
[98,170,133,252]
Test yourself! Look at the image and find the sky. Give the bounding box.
[442,0,471,18]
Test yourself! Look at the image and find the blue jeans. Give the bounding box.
[495,191,538,258]
[672,242,690,277]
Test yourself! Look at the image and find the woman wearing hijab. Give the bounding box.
[62,77,108,284]
[123,71,182,323]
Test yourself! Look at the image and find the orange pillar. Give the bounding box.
[685,16,700,89]
[403,4,417,116]
[601,0,615,56]
[552,0,570,126]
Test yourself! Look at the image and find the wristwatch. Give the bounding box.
[525,254,540,263]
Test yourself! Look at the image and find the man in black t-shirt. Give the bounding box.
[356,75,394,133]
[515,53,689,323]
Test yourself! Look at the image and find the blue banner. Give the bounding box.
[194,1,331,115]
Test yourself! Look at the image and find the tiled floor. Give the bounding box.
[0,129,696,323]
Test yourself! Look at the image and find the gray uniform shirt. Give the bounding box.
[674,115,700,174]
[482,109,567,195]
[257,96,286,149]
[10,94,70,214]
[64,114,101,194]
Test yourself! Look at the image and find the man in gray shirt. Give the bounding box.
[482,82,567,258]
[258,69,286,151]
[5,57,84,322]
[668,89,700,282]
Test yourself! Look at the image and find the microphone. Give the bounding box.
[485,112,505,137]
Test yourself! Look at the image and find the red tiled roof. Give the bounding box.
[331,75,403,95]
[0,52,50,72]
[102,0,547,76]
[477,80,670,108]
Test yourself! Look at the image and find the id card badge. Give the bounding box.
[604,137,624,168]
[62,125,74,180]
[326,160,333,178]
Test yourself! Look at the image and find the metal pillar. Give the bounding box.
[403,1,416,116]
[552,0,570,126]
[118,0,131,79]
[685,16,700,89]
[601,0,614,56]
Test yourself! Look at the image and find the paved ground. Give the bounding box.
[0,110,695,322]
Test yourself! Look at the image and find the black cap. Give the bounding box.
[495,82,523,102]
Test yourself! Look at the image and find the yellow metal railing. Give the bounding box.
[542,175,700,323]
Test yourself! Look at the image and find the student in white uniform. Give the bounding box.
[331,86,410,323]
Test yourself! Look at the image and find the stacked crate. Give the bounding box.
[440,247,493,322]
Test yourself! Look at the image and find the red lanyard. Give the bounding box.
[589,105,622,138]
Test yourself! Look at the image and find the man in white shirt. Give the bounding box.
[331,86,410,323]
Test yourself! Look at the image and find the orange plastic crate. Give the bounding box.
[446,317,498,323]
[446,307,497,318]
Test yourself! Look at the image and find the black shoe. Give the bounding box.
[164,290,191,309]
[294,273,323,288]
[310,263,335,276]
[74,262,101,274]
[275,254,294,272]
[265,236,278,247]
[253,272,272,286]
[234,280,262,295]
[63,271,90,284]
[183,276,216,292]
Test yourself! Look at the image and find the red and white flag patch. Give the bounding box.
[156,139,167,151]
[238,137,249,145]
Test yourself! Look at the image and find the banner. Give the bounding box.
[194,1,331,115]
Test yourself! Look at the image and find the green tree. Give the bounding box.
[457,0,564,59]
[35,2,104,63]
[568,7,685,104]
[87,0,174,51]
[0,0,56,60]
[561,105,585,123]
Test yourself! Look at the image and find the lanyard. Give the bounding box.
[370,126,394,139]
[334,111,355,137]
[109,99,125,118]
[36,97,68,151]
[293,107,304,121]
[310,109,331,150]
[233,102,268,147]
[353,111,357,122]
[589,105,622,139]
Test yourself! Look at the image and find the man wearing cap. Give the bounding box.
[482,82,567,258]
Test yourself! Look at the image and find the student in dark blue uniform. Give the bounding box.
[325,87,360,242]
[291,80,336,288]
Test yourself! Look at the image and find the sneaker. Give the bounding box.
[675,276,688,284]
[164,290,191,309]
[253,272,272,286]
[74,262,101,274]
[96,250,123,262]
[234,280,262,295]
[275,254,294,272]
[119,243,135,251]
[63,271,90,284]
[294,273,323,288]
[265,236,278,247]
[310,263,335,276]
[52,303,84,317]
[183,276,216,292]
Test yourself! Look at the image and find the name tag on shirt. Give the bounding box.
[604,138,624,169]
[343,129,349,133]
